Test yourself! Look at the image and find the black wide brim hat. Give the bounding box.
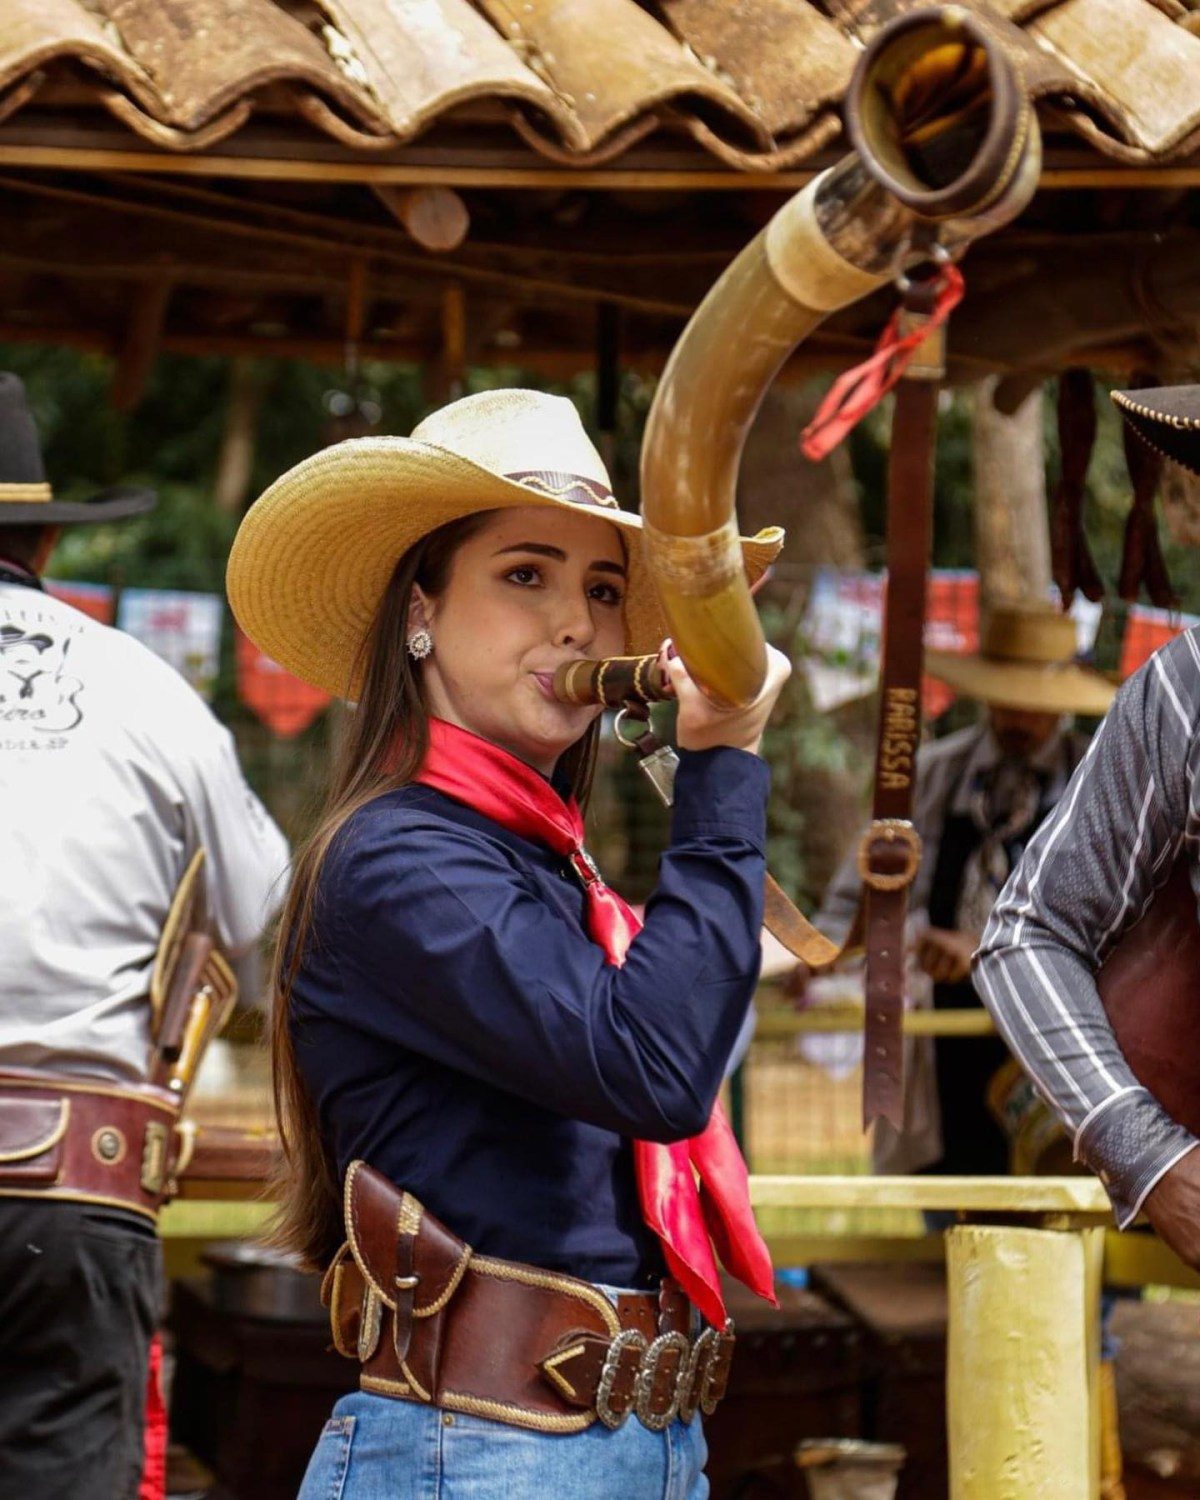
[0,372,155,526]
[1111,385,1200,478]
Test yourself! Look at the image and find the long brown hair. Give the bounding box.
[267,510,601,1267]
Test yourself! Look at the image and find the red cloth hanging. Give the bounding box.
[138,1333,167,1500]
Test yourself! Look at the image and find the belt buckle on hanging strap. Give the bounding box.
[857,819,922,894]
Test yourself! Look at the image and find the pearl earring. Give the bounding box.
[406,627,433,661]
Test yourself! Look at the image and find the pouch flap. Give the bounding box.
[0,1096,68,1179]
[344,1159,471,1315]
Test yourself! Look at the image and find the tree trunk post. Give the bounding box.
[213,357,267,515]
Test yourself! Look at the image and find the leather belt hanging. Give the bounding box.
[860,350,938,1128]
[797,260,953,1129]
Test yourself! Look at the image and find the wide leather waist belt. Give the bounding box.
[0,1067,186,1222]
[323,1160,735,1434]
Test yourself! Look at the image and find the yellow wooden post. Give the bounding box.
[946,1224,1103,1500]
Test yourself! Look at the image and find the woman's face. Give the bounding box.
[414,506,627,774]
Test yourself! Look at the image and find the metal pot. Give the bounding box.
[201,1240,327,1324]
[796,1440,906,1500]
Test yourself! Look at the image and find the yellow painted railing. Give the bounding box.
[754,1005,997,1038]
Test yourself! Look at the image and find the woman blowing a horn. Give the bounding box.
[227,388,788,1497]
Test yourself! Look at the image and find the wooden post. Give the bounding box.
[595,300,620,472]
[110,273,172,412]
[971,376,1051,612]
[213,358,267,514]
[344,258,368,380]
[946,1224,1102,1500]
[425,282,467,404]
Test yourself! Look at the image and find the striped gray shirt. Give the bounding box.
[975,627,1200,1226]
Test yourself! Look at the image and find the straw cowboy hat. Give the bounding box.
[0,372,155,524]
[925,602,1116,717]
[1112,384,1200,477]
[228,388,784,698]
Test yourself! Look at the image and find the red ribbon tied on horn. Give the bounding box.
[800,262,965,463]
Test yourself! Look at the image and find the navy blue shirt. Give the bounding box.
[292,746,768,1289]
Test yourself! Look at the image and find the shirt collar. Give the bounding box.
[0,558,43,592]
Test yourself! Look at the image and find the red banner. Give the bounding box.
[44,578,115,625]
[235,628,330,737]
[922,569,979,719]
[1118,605,1200,679]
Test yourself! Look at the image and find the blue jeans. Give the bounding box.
[299,1393,709,1500]
[298,1284,709,1500]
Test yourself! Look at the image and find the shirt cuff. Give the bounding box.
[1076,1086,1200,1228]
[670,747,769,854]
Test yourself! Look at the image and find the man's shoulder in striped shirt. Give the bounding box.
[974,625,1200,1230]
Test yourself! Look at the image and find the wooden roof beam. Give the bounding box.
[373,185,470,252]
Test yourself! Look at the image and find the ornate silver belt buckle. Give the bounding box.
[677,1326,720,1424]
[595,1328,647,1430]
[700,1324,736,1416]
[634,1330,691,1431]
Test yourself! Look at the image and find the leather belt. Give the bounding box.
[861,349,937,1130]
[323,1161,735,1435]
[0,1067,187,1222]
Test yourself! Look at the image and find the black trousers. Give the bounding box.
[0,1199,161,1500]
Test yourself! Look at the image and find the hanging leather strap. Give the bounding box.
[1119,371,1177,610]
[1051,369,1105,607]
[860,368,936,1128]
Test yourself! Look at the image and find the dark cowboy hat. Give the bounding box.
[1111,385,1200,478]
[0,372,155,525]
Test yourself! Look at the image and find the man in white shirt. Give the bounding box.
[0,373,289,1500]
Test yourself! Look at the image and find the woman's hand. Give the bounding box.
[659,640,792,756]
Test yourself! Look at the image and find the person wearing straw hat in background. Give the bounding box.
[790,599,1115,1181]
[0,373,290,1500]
[227,386,789,1497]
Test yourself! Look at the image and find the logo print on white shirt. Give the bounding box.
[0,623,84,737]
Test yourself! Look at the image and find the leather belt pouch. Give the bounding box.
[0,1096,69,1184]
[0,1069,182,1220]
[322,1160,734,1434]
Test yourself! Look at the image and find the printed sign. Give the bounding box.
[801,568,980,716]
[117,588,223,700]
[44,578,115,625]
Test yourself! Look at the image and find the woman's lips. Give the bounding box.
[531,671,560,702]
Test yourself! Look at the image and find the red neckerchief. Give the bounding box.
[413,716,775,1327]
